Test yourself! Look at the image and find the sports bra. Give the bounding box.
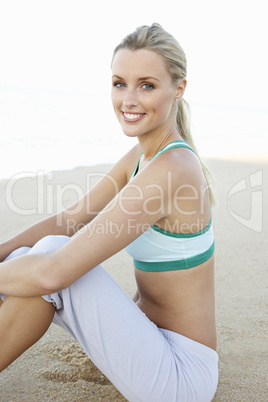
[125,141,215,272]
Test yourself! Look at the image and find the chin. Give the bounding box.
[122,128,140,138]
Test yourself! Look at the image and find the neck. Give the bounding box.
[138,128,182,160]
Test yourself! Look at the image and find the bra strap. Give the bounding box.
[131,141,195,178]
[151,141,195,160]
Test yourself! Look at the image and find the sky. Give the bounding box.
[0,0,267,111]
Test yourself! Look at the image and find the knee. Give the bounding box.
[4,246,31,261]
[29,235,71,255]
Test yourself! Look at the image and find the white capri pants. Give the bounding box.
[1,235,218,402]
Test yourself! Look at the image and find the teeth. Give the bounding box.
[124,113,142,119]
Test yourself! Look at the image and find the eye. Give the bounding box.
[142,83,154,90]
[113,81,125,88]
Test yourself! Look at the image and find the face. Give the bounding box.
[111,49,185,139]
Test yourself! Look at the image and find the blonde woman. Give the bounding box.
[0,24,218,401]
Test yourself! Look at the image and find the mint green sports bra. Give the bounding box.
[125,141,214,272]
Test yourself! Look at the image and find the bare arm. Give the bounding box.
[0,148,205,298]
[0,157,172,297]
[0,149,136,262]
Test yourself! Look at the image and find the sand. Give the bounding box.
[0,155,267,401]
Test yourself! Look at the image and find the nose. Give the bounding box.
[123,88,138,108]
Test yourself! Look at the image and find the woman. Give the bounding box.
[0,24,218,401]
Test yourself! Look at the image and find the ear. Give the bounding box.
[175,79,187,101]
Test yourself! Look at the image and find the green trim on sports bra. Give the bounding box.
[133,242,215,272]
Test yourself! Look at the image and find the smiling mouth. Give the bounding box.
[122,112,145,121]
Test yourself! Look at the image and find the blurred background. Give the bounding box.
[0,0,267,179]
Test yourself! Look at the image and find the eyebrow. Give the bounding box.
[139,76,160,82]
[112,74,160,82]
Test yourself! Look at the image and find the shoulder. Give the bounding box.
[150,146,203,188]
[143,147,210,221]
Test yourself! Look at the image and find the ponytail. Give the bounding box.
[177,99,216,206]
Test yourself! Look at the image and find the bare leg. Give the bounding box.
[0,296,55,372]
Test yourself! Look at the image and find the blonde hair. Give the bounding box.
[113,23,215,205]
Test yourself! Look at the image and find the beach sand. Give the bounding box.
[0,155,267,401]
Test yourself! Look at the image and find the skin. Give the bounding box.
[0,49,216,372]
